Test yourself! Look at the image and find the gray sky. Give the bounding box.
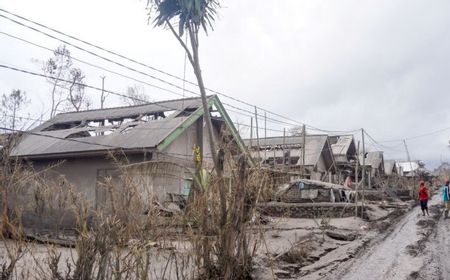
[1,0,450,168]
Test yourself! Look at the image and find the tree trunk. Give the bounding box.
[188,25,227,228]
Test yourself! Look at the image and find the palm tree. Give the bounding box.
[147,2,252,279]
[148,0,220,171]
[148,0,228,239]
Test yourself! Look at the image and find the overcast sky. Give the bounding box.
[1,0,450,168]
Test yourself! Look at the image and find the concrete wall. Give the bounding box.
[259,202,366,219]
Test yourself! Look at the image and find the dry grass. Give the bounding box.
[0,141,269,279]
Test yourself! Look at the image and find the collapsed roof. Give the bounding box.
[11,95,246,159]
[243,135,335,169]
[329,135,357,163]
[360,151,384,170]
[384,160,398,176]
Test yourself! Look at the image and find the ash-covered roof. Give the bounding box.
[360,151,384,170]
[244,135,335,168]
[330,135,356,156]
[384,160,397,175]
[396,161,421,173]
[11,96,207,158]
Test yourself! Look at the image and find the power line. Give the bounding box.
[0,63,287,134]
[0,8,383,136]
[0,8,352,133]
[0,13,204,98]
[363,129,405,152]
[0,28,297,131]
[381,126,450,143]
[0,30,186,99]
[0,63,191,113]
[0,8,309,127]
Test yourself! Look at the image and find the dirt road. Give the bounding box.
[330,195,449,280]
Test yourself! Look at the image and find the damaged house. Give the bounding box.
[10,95,247,227]
[360,151,385,188]
[384,160,399,177]
[244,135,336,182]
[396,160,429,178]
[329,135,358,183]
[275,179,353,203]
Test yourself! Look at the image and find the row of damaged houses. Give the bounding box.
[2,95,431,228]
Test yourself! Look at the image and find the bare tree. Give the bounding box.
[0,89,29,131]
[66,68,88,112]
[121,85,151,106]
[289,125,306,136]
[0,89,29,235]
[43,45,90,116]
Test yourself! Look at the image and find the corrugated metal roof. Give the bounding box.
[396,161,420,173]
[330,135,354,156]
[249,148,318,166]
[43,97,203,125]
[384,160,397,175]
[11,96,206,158]
[359,151,384,169]
[244,135,332,167]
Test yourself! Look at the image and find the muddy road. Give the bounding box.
[329,195,449,280]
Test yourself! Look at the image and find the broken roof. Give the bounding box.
[41,97,203,125]
[11,95,248,160]
[384,160,397,176]
[330,135,356,156]
[244,135,335,169]
[360,151,384,170]
[396,161,421,173]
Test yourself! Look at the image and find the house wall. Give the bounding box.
[13,118,235,231]
[309,154,328,181]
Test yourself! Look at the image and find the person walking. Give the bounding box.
[418,181,430,216]
[442,181,450,218]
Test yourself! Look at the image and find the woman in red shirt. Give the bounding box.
[418,181,430,216]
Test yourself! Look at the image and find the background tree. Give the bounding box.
[0,89,29,131]
[121,85,151,106]
[43,45,90,116]
[289,125,306,136]
[0,89,29,235]
[66,68,89,112]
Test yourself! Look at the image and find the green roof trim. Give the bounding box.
[156,95,254,166]
[211,96,255,166]
[156,99,209,152]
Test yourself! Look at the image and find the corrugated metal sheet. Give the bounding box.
[360,151,384,169]
[331,135,354,156]
[384,160,397,175]
[10,97,205,158]
[249,148,318,166]
[244,135,330,167]
[43,97,203,124]
[12,117,189,157]
[396,161,420,173]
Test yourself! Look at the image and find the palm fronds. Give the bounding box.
[148,0,220,36]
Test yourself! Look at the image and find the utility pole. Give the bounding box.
[361,128,366,218]
[302,124,306,177]
[254,107,261,168]
[283,128,286,171]
[355,140,360,217]
[264,112,267,164]
[250,117,253,148]
[403,139,416,197]
[100,76,106,109]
